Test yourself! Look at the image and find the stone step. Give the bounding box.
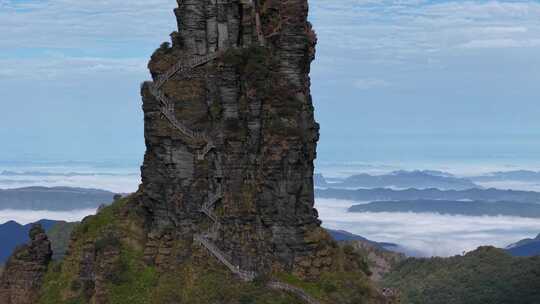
[148,82,213,144]
[194,234,256,281]
[155,52,221,89]
[201,206,218,222]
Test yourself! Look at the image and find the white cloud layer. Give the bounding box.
[316,198,540,257]
[0,209,96,225]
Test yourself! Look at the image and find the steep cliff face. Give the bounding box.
[0,225,52,304]
[140,0,326,277]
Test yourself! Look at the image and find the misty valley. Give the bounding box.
[2,167,540,259]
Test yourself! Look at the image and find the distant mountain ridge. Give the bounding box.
[327,229,397,249]
[506,233,540,257]
[348,199,540,218]
[316,187,540,204]
[316,169,540,191]
[471,170,540,182]
[0,186,116,210]
[315,170,479,190]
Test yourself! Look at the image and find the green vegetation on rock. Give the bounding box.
[37,195,385,304]
[277,271,377,304]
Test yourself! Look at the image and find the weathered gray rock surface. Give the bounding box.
[139,0,329,278]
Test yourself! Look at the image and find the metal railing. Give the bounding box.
[194,234,257,281]
[267,281,321,304]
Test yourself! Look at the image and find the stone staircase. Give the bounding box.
[154,52,222,89]
[197,142,215,160]
[193,159,258,281]
[194,234,257,282]
[267,281,321,304]
[202,186,223,211]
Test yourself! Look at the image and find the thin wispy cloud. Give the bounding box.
[0,57,147,81]
[0,0,176,50]
[312,0,540,56]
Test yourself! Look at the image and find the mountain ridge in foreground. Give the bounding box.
[0,1,391,303]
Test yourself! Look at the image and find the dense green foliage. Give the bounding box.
[383,247,540,304]
[277,271,376,304]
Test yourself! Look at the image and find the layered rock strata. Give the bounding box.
[140,0,327,278]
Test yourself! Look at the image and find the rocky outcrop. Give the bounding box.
[140,0,328,278]
[341,240,405,282]
[0,224,52,304]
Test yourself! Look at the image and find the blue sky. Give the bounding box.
[1,0,539,165]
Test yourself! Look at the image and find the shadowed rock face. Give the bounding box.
[0,224,52,304]
[140,0,330,277]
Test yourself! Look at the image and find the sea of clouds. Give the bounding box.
[3,162,540,257]
[0,163,140,193]
[0,209,97,225]
[316,198,540,257]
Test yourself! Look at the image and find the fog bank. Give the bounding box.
[0,209,96,225]
[316,198,540,257]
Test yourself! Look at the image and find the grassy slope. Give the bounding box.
[38,195,383,304]
[383,247,540,304]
